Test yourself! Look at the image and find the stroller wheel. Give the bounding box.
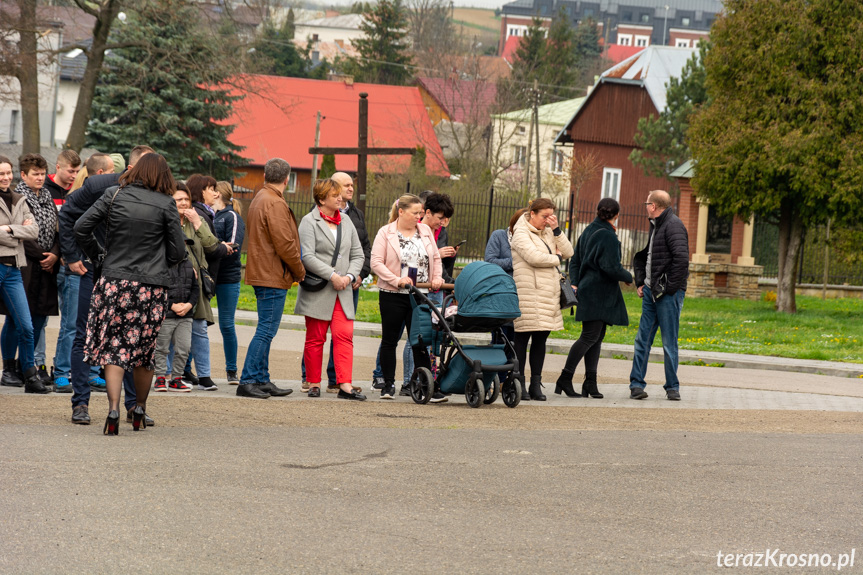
[410,367,434,405]
[502,374,521,408]
[483,375,501,405]
[465,374,483,408]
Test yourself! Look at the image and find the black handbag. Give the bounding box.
[300,221,341,292]
[188,246,216,299]
[542,238,578,309]
[559,272,579,309]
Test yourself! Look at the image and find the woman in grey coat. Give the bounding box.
[295,178,365,400]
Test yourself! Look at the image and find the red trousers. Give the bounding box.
[303,298,354,384]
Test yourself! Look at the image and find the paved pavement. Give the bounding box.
[226,308,863,379]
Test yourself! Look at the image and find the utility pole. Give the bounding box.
[533,81,542,196]
[524,99,534,194]
[310,110,322,185]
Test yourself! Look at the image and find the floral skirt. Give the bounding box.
[83,277,168,371]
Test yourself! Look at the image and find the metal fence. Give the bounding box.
[238,190,653,271]
[753,221,863,286]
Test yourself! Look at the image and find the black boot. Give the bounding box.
[1,359,24,387]
[582,371,603,399]
[554,369,582,397]
[23,366,50,394]
[520,378,530,401]
[529,375,546,401]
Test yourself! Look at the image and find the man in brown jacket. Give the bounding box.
[237,158,305,399]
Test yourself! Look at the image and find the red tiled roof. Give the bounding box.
[225,75,449,177]
[602,45,646,67]
[415,77,497,124]
[501,35,521,65]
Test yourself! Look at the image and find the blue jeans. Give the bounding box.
[215,282,241,372]
[240,286,286,385]
[53,268,101,381]
[166,318,210,377]
[372,290,442,384]
[0,265,35,371]
[629,285,685,392]
[70,268,136,409]
[34,323,46,365]
[301,288,359,385]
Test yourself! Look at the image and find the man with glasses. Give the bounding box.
[629,190,689,401]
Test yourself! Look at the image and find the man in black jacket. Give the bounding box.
[58,145,154,425]
[629,190,689,401]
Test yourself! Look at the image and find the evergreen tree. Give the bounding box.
[497,17,546,110]
[630,43,708,179]
[252,14,325,78]
[319,154,336,179]
[86,0,246,179]
[541,9,578,101]
[350,0,413,85]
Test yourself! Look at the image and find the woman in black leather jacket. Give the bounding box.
[74,153,186,435]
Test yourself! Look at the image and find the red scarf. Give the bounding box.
[319,207,341,225]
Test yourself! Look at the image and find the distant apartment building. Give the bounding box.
[498,0,721,54]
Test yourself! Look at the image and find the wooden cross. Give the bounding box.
[309,92,416,213]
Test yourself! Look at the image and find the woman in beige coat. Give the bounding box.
[510,198,574,400]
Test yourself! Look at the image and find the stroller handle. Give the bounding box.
[414,282,455,291]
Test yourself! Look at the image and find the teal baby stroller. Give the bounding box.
[407,261,523,408]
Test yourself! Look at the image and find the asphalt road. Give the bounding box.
[2,419,861,574]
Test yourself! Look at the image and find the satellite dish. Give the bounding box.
[117,12,127,22]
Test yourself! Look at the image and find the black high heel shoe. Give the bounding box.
[582,373,603,399]
[132,405,147,431]
[528,377,546,401]
[104,410,119,435]
[554,371,582,397]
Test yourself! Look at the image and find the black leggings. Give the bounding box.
[379,291,431,384]
[513,331,549,380]
[563,320,607,375]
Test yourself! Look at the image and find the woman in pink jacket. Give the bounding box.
[370,194,444,401]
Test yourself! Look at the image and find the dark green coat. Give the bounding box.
[569,218,633,326]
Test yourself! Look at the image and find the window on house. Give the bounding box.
[676,39,690,48]
[693,39,700,48]
[640,13,650,23]
[635,35,649,47]
[583,8,594,17]
[618,34,632,46]
[513,145,527,168]
[681,17,691,26]
[287,172,297,193]
[622,11,633,21]
[549,149,565,174]
[517,125,526,134]
[602,168,621,201]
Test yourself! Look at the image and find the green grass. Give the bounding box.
[555,292,863,363]
[224,286,863,363]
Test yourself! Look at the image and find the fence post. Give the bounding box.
[485,186,494,245]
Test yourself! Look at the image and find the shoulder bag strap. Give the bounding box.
[103,187,121,254]
[330,222,342,267]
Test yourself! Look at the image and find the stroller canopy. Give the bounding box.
[453,261,521,320]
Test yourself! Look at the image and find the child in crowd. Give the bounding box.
[153,249,199,392]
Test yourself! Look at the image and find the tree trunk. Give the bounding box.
[64,0,123,151]
[775,199,804,313]
[17,0,40,154]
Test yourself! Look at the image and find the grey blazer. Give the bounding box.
[295,207,364,321]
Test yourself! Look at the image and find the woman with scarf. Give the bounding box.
[295,178,366,400]
[0,155,43,392]
[0,154,60,394]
